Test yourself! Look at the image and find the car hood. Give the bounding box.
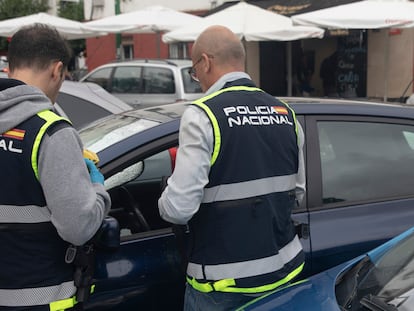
[236,260,354,311]
[238,226,414,310]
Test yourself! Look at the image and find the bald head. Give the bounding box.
[190,26,246,91]
[193,25,245,71]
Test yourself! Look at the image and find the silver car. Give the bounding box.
[79,59,203,108]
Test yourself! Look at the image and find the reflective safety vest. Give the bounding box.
[0,110,78,309]
[186,79,305,294]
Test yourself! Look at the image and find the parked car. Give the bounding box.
[79,59,203,108]
[78,98,414,310]
[237,225,414,310]
[55,80,132,130]
[0,56,8,78]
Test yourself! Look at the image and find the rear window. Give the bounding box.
[143,67,175,94]
[112,66,142,93]
[83,67,112,91]
[56,93,111,129]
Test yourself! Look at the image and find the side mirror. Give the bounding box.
[92,216,120,251]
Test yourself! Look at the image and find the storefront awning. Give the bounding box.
[208,0,362,17]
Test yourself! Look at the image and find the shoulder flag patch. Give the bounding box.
[1,128,26,140]
[273,106,288,115]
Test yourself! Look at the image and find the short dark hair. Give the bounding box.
[8,23,72,72]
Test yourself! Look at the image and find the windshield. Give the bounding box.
[335,230,414,310]
[79,114,159,153]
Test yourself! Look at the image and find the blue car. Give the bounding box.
[237,225,414,310]
[78,98,414,310]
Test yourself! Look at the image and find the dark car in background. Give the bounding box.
[78,98,414,310]
[56,80,132,129]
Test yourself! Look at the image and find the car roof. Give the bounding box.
[280,96,414,119]
[59,80,132,112]
[95,58,193,69]
[83,97,414,129]
[132,97,414,120]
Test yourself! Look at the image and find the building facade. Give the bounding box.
[80,0,414,101]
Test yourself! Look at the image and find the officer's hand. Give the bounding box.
[84,158,104,185]
[83,149,99,165]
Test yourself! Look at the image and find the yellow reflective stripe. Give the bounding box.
[278,98,299,144]
[193,85,263,166]
[192,102,221,165]
[49,284,94,311]
[187,262,304,294]
[187,277,236,292]
[193,86,263,104]
[31,110,71,180]
[49,296,77,311]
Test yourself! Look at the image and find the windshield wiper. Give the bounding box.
[360,294,398,311]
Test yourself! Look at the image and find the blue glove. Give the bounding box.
[84,158,104,185]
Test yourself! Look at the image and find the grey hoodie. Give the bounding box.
[0,80,111,245]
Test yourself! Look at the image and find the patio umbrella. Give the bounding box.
[291,0,414,101]
[0,12,105,40]
[83,5,203,57]
[83,5,202,33]
[291,0,414,29]
[162,2,324,43]
[162,2,324,96]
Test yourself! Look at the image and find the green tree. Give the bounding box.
[0,0,49,20]
[58,0,86,73]
[58,0,84,22]
[0,0,49,51]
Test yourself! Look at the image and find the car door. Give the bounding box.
[84,115,312,310]
[84,133,185,311]
[109,65,178,108]
[110,65,144,107]
[290,116,311,277]
[304,114,414,276]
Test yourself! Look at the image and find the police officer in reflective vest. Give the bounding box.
[158,25,306,311]
[0,24,111,310]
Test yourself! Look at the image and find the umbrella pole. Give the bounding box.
[156,31,161,59]
[287,41,292,96]
[384,30,389,102]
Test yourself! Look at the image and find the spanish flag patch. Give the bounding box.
[273,106,288,115]
[1,128,26,140]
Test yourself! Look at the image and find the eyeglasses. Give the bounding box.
[188,56,203,82]
[188,54,214,82]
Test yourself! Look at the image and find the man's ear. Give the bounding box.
[51,61,64,80]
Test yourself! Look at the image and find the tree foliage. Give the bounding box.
[0,0,49,51]
[0,0,86,69]
[0,0,49,20]
[59,0,86,61]
[59,0,84,22]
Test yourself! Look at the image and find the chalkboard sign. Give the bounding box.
[336,31,367,98]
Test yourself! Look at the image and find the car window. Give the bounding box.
[181,68,202,94]
[105,147,177,238]
[56,93,111,129]
[142,67,175,94]
[112,66,142,93]
[83,67,112,90]
[319,121,414,204]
